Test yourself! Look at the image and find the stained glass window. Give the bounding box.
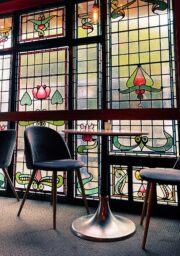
[108,0,176,110]
[111,119,177,156]
[20,7,65,43]
[133,167,147,202]
[74,121,100,198]
[108,0,177,145]
[0,54,11,190]
[15,47,68,193]
[73,43,101,198]
[0,123,8,190]
[73,44,101,110]
[0,0,178,210]
[0,55,11,112]
[0,17,12,49]
[132,166,178,205]
[74,0,100,38]
[109,0,178,205]
[111,165,128,200]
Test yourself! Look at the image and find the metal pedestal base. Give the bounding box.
[71,196,136,241]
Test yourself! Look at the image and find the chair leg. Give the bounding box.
[52,171,57,230]
[17,169,36,217]
[76,169,90,214]
[142,182,156,249]
[50,174,54,206]
[140,181,150,225]
[3,168,19,201]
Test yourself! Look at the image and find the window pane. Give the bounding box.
[0,17,12,49]
[108,0,177,156]
[20,7,65,43]
[15,47,68,193]
[108,0,178,206]
[73,43,101,198]
[0,55,11,112]
[74,0,100,38]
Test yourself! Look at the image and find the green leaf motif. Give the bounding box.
[51,90,63,105]
[0,173,5,187]
[19,121,35,126]
[47,120,65,126]
[20,92,32,106]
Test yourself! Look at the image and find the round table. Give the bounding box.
[63,129,148,241]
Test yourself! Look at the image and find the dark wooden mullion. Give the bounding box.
[128,165,133,203]
[14,37,70,52]
[2,108,180,121]
[173,2,180,211]
[100,0,110,197]
[66,0,74,201]
[101,0,107,110]
[7,12,19,197]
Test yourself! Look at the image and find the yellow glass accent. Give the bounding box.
[119,44,128,54]
[151,51,160,62]
[140,52,150,63]
[140,41,149,52]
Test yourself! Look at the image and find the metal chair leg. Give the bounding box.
[17,169,36,217]
[52,171,57,229]
[140,181,150,225]
[142,182,156,249]
[3,168,19,201]
[76,169,90,214]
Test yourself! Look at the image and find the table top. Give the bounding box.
[62,129,148,136]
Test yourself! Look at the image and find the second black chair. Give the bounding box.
[17,126,89,229]
[0,130,19,201]
[140,158,180,249]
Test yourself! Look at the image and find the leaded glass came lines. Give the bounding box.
[15,47,68,193]
[20,7,65,43]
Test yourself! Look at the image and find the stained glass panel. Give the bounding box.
[109,0,175,109]
[133,167,147,202]
[74,1,100,38]
[111,165,128,200]
[74,121,100,198]
[156,184,177,205]
[108,0,178,205]
[0,54,11,191]
[15,47,68,193]
[108,0,178,157]
[73,44,101,110]
[0,17,12,49]
[73,43,101,198]
[132,166,178,205]
[0,122,8,191]
[111,119,177,156]
[20,7,65,43]
[0,55,11,112]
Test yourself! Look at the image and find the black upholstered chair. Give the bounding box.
[0,130,19,201]
[140,158,180,249]
[17,126,89,229]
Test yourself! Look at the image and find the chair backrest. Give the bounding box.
[0,130,16,168]
[24,126,71,169]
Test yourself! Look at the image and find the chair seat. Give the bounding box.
[140,168,180,185]
[34,159,84,171]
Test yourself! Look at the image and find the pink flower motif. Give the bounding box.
[32,85,51,99]
[0,124,5,131]
[80,123,94,142]
[35,170,42,182]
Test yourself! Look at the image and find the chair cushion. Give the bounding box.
[140,168,180,185]
[34,159,84,171]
